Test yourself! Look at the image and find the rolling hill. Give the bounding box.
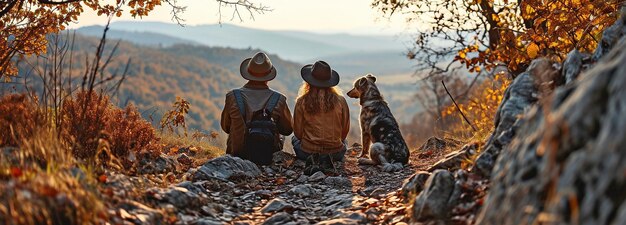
[13,32,421,145]
[75,25,201,47]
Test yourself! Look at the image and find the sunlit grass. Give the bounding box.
[157,130,225,166]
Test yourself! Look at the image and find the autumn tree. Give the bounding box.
[372,0,625,75]
[0,0,269,81]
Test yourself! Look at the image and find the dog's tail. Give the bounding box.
[357,142,385,165]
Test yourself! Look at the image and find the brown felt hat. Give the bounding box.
[240,52,277,81]
[301,61,340,88]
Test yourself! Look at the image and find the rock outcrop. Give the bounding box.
[412,170,456,221]
[477,35,626,225]
[473,59,555,176]
[192,155,261,181]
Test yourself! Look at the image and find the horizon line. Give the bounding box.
[71,20,406,37]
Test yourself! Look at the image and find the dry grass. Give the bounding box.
[158,131,225,166]
[0,127,106,225]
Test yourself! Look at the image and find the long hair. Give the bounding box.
[297,82,342,114]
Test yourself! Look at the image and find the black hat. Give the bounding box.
[300,61,340,88]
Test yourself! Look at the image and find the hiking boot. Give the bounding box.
[320,155,338,175]
[304,153,322,175]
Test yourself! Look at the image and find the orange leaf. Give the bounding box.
[98,174,107,183]
[527,42,539,58]
[10,167,22,178]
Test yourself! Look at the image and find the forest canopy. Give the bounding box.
[0,0,268,81]
[372,0,625,75]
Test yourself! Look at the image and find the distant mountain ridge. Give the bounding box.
[76,25,201,47]
[75,22,415,77]
[80,22,405,58]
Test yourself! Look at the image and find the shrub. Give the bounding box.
[0,94,44,147]
[61,91,111,159]
[62,91,157,162]
[107,103,158,159]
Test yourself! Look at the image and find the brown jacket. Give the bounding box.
[293,96,350,154]
[220,82,293,156]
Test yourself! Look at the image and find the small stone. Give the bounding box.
[177,153,193,166]
[362,186,385,197]
[308,171,327,182]
[315,218,360,225]
[137,154,176,174]
[323,176,352,188]
[261,198,292,213]
[297,175,309,183]
[288,184,316,197]
[262,212,293,225]
[162,186,200,208]
[344,212,367,222]
[233,220,254,225]
[201,205,217,216]
[285,170,297,177]
[195,218,224,225]
[255,190,273,199]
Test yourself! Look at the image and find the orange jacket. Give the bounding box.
[293,96,350,154]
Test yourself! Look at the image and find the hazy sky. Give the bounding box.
[71,0,410,35]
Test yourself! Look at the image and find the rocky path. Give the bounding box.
[102,143,454,225]
[194,149,443,225]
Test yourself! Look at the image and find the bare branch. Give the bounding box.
[215,0,271,23]
[37,0,80,4]
[164,0,187,25]
[0,0,19,18]
[442,80,477,132]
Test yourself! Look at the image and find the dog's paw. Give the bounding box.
[381,163,404,172]
[358,157,375,165]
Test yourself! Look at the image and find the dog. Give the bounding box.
[347,74,410,172]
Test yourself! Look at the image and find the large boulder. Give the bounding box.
[411,170,456,221]
[400,171,431,200]
[473,58,560,176]
[477,36,626,225]
[192,155,261,181]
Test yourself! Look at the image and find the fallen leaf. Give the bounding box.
[10,167,22,178]
[98,174,107,183]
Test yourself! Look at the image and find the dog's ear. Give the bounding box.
[357,77,368,87]
[366,74,377,83]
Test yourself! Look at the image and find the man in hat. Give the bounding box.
[221,52,293,162]
[292,60,350,174]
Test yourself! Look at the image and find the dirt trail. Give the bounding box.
[102,143,453,225]
[206,149,448,225]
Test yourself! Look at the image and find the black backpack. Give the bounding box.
[233,89,281,165]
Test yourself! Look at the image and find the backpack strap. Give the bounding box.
[265,92,281,113]
[233,89,246,121]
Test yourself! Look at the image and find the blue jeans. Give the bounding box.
[292,136,346,162]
